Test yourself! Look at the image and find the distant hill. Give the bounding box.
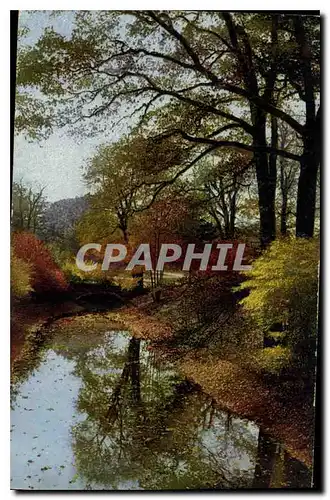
[42,196,88,239]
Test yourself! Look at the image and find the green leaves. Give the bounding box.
[239,237,319,367]
[14,92,53,141]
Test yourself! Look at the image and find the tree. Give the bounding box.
[130,194,197,300]
[82,135,173,244]
[14,91,53,141]
[11,181,46,234]
[17,12,320,244]
[239,237,319,375]
[192,150,252,239]
[275,122,300,236]
[278,15,320,237]
[10,248,33,298]
[15,25,53,141]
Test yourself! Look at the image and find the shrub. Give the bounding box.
[12,232,68,293]
[239,237,319,370]
[11,249,33,298]
[61,259,115,285]
[46,243,74,267]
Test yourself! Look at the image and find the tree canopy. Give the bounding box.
[16,11,320,244]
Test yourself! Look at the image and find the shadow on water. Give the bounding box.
[10,314,312,490]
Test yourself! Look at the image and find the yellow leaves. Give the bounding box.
[61,259,115,284]
[247,347,291,375]
[75,209,120,247]
[11,249,33,298]
[112,273,140,291]
[239,237,319,329]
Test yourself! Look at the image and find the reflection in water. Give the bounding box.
[11,317,312,490]
[252,433,311,489]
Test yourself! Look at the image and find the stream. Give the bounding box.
[10,313,312,490]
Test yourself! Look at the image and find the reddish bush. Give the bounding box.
[12,232,68,293]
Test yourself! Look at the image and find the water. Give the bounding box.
[11,315,312,490]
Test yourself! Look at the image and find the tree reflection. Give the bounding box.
[70,333,258,490]
[252,432,312,489]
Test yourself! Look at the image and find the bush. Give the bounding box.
[239,237,319,370]
[181,272,241,325]
[61,259,115,285]
[12,232,68,294]
[46,243,74,267]
[11,249,33,298]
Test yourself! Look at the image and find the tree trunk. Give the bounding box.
[269,114,278,222]
[280,160,288,236]
[252,108,276,248]
[255,157,276,248]
[296,133,320,238]
[122,227,129,244]
[280,194,288,236]
[294,17,320,238]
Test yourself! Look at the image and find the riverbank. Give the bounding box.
[11,300,84,364]
[11,282,144,364]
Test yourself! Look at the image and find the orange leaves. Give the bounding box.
[113,307,173,341]
[12,232,68,294]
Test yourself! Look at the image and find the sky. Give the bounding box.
[13,11,118,202]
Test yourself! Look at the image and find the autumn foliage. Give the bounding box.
[12,232,68,294]
[11,249,33,298]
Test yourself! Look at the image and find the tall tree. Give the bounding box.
[276,122,300,235]
[287,16,320,237]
